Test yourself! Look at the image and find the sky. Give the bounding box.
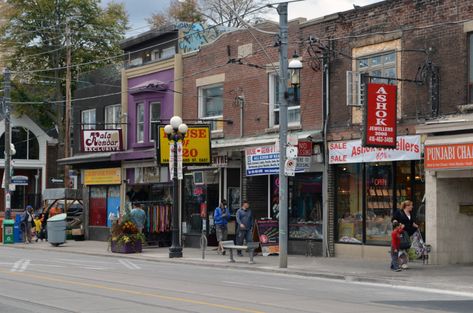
[101,0,384,36]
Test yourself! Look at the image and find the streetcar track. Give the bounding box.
[0,292,78,313]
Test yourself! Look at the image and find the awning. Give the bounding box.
[111,149,155,161]
[424,133,473,146]
[129,79,168,94]
[57,152,112,165]
[211,130,323,149]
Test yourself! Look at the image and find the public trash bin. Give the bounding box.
[47,213,67,246]
[3,219,15,244]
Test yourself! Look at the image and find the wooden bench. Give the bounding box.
[221,240,260,264]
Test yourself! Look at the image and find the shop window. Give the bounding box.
[268,73,300,127]
[336,164,363,243]
[89,186,107,226]
[105,104,121,129]
[81,109,96,130]
[365,162,393,245]
[136,102,144,142]
[0,127,39,160]
[358,51,396,84]
[288,173,323,240]
[198,84,223,131]
[150,102,161,141]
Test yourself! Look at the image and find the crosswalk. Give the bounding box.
[7,258,141,272]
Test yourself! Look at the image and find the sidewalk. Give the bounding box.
[3,240,473,296]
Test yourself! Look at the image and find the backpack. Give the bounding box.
[399,231,411,250]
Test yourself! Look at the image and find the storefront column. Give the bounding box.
[425,170,438,264]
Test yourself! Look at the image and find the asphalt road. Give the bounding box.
[0,248,471,313]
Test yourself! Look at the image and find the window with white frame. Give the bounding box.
[268,73,300,127]
[468,33,473,103]
[199,84,223,131]
[136,102,144,142]
[105,104,121,129]
[81,109,96,130]
[150,102,161,141]
[357,51,396,84]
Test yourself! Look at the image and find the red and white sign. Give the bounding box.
[297,141,313,156]
[364,83,397,148]
[425,143,473,169]
[81,130,123,152]
[329,135,421,164]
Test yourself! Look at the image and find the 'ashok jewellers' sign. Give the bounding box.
[81,130,123,152]
[329,135,421,164]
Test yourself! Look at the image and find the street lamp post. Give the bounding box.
[164,116,188,258]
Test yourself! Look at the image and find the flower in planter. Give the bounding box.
[110,215,145,247]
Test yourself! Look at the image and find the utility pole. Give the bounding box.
[64,18,72,189]
[3,68,11,219]
[277,3,289,268]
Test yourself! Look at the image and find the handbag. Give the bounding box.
[399,231,411,250]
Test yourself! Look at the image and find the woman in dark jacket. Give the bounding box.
[393,200,419,236]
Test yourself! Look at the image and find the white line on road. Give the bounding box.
[10,259,30,272]
[118,259,141,270]
[222,280,289,291]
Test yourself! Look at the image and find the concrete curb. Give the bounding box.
[4,244,473,297]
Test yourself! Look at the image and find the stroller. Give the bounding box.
[410,229,431,264]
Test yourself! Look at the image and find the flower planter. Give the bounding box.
[111,240,142,253]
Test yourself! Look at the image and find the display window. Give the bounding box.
[335,160,425,245]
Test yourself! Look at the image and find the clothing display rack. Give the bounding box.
[133,200,172,247]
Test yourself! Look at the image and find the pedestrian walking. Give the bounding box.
[390,220,404,272]
[236,200,253,257]
[130,203,146,233]
[393,200,419,236]
[22,205,35,243]
[214,200,230,255]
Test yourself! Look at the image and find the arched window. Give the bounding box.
[0,127,40,160]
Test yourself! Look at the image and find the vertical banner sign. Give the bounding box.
[169,143,175,180]
[363,83,397,148]
[177,141,183,180]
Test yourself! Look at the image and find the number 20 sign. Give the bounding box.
[157,125,211,165]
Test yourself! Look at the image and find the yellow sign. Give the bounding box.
[84,168,121,185]
[158,125,211,165]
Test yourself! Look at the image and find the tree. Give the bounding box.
[148,0,269,29]
[0,0,129,128]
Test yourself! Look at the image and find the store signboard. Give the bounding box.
[81,130,123,152]
[255,219,279,256]
[363,83,397,148]
[245,145,310,176]
[425,142,473,169]
[328,135,421,164]
[84,168,121,185]
[158,125,211,165]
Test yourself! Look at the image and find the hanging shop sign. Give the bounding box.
[84,168,121,185]
[363,83,397,148]
[245,145,311,176]
[425,142,473,169]
[158,125,211,165]
[328,135,421,164]
[255,219,279,256]
[81,129,123,152]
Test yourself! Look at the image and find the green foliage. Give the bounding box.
[0,0,129,128]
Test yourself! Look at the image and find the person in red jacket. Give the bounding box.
[391,221,404,272]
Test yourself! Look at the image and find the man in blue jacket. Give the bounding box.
[236,200,253,256]
[214,200,230,255]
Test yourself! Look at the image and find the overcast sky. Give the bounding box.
[101,0,383,36]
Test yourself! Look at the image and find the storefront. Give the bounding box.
[83,167,122,241]
[329,135,425,259]
[418,117,473,264]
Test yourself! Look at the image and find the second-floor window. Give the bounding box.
[269,73,300,127]
[136,103,144,142]
[199,84,223,131]
[105,104,121,129]
[81,109,96,130]
[469,33,473,103]
[150,102,161,141]
[358,51,396,84]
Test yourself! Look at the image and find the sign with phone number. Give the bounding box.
[158,125,211,165]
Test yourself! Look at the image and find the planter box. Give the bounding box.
[111,240,142,253]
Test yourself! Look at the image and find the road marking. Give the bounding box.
[118,259,141,270]
[222,280,289,291]
[4,270,264,313]
[10,259,30,272]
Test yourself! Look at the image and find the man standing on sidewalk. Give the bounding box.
[236,200,253,257]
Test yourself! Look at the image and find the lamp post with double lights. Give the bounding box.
[164,116,188,258]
